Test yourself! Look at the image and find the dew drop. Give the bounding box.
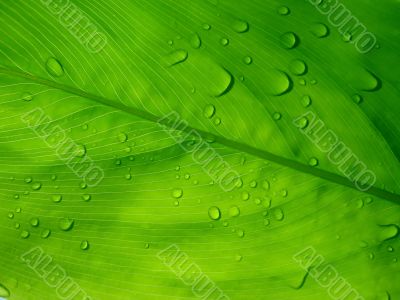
[82,194,91,202]
[208,206,221,220]
[59,218,74,231]
[190,33,202,49]
[220,38,229,46]
[202,23,211,31]
[203,104,216,119]
[311,23,329,38]
[243,56,253,65]
[352,94,363,104]
[249,180,257,188]
[163,49,188,67]
[22,92,33,102]
[41,228,51,239]
[280,32,299,49]
[241,191,250,201]
[229,206,240,217]
[289,59,307,76]
[262,180,270,190]
[80,240,89,250]
[309,157,319,167]
[379,224,399,241]
[0,283,10,297]
[232,20,249,33]
[301,95,312,107]
[273,112,282,120]
[30,217,39,227]
[118,132,128,143]
[31,182,42,191]
[25,176,33,183]
[15,207,21,213]
[7,212,14,219]
[74,144,86,157]
[277,6,290,15]
[172,188,183,199]
[237,229,245,238]
[273,208,285,221]
[52,194,62,203]
[296,117,309,129]
[263,196,272,208]
[46,57,64,77]
[20,230,30,239]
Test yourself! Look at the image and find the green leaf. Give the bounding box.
[0,0,399,299]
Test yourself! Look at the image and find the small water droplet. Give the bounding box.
[202,24,211,31]
[277,6,290,15]
[241,191,250,201]
[118,132,128,143]
[289,59,307,76]
[309,157,319,167]
[273,208,285,221]
[208,206,221,220]
[220,38,229,46]
[232,20,249,33]
[82,194,91,202]
[59,218,74,231]
[172,188,183,199]
[237,229,245,238]
[15,207,21,213]
[203,104,216,119]
[30,217,39,227]
[13,194,20,199]
[311,23,329,38]
[41,228,51,239]
[352,94,363,104]
[249,180,257,188]
[46,57,64,77]
[52,195,62,203]
[163,49,188,67]
[15,222,20,229]
[229,206,240,217]
[190,33,202,49]
[263,196,272,208]
[20,230,30,239]
[24,176,32,183]
[80,240,89,250]
[74,144,86,157]
[7,212,14,219]
[31,182,42,190]
[264,219,270,226]
[243,56,253,65]
[301,95,312,107]
[273,112,282,120]
[280,32,299,49]
[80,182,88,189]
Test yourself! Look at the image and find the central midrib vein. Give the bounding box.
[1,66,399,204]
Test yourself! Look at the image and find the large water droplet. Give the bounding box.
[379,224,399,241]
[31,182,42,191]
[203,104,216,119]
[46,57,64,77]
[311,23,329,38]
[208,206,221,220]
[289,59,307,76]
[190,33,202,49]
[59,218,74,231]
[163,50,188,67]
[263,69,291,95]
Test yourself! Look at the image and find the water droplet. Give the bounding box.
[237,229,245,238]
[15,207,21,213]
[118,132,128,143]
[379,224,399,241]
[7,212,14,219]
[262,180,270,190]
[41,228,51,239]
[30,217,39,227]
[273,208,284,221]
[263,69,291,95]
[20,230,30,239]
[232,20,249,33]
[277,6,290,15]
[46,57,64,77]
[190,33,202,49]
[163,49,188,67]
[220,38,229,46]
[235,254,243,261]
[352,94,363,104]
[263,196,272,208]
[203,104,216,119]
[22,92,33,102]
[241,191,250,201]
[13,194,20,199]
[74,144,86,157]
[208,206,221,220]
[264,219,270,226]
[145,243,150,249]
[31,182,42,191]
[202,24,211,31]
[125,173,132,180]
[82,194,91,202]
[387,246,394,252]
[24,176,32,183]
[249,180,257,188]
[52,194,62,203]
[229,206,240,217]
[281,189,288,197]
[80,182,87,189]
[243,56,253,65]
[289,59,307,76]
[59,218,74,231]
[172,188,183,199]
[301,95,312,107]
[273,112,282,120]
[311,23,329,38]
[296,117,309,129]
[15,223,20,229]
[0,283,10,297]
[80,240,89,250]
[280,32,299,49]
[254,198,261,205]
[173,200,180,206]
[309,157,319,167]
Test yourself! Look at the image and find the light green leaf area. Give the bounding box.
[0,0,399,299]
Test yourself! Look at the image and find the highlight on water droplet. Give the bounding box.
[46,57,64,77]
[208,206,221,220]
